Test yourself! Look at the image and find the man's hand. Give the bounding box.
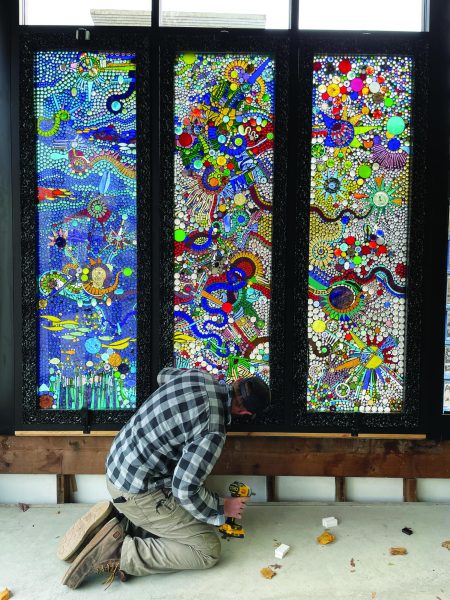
[223,496,249,519]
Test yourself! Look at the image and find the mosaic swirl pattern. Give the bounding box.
[173,53,275,385]
[35,51,137,410]
[307,55,413,414]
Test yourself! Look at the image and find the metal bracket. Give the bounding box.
[76,28,91,41]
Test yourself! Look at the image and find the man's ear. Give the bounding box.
[237,408,253,416]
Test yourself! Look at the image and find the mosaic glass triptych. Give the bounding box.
[35,51,137,410]
[307,55,413,414]
[33,48,416,416]
[172,53,274,386]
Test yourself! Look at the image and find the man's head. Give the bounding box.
[230,377,271,418]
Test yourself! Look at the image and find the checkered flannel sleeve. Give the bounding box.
[172,433,226,526]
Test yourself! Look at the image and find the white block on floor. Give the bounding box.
[274,543,290,559]
[322,516,338,528]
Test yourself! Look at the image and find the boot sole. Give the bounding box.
[61,517,119,589]
[57,500,114,561]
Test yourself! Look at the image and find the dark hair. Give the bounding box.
[239,377,271,414]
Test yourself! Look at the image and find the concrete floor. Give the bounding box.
[1,502,450,600]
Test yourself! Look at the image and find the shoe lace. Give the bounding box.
[96,560,124,590]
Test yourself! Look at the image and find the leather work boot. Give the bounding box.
[57,500,115,561]
[61,517,126,589]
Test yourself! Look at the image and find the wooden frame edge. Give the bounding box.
[14,430,426,439]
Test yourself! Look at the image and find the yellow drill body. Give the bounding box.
[218,481,254,539]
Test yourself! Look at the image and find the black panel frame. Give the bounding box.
[0,0,15,434]
[291,32,429,433]
[421,0,450,440]
[16,28,152,430]
[159,31,290,431]
[6,2,447,436]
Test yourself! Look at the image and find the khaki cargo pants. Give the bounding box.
[106,479,221,577]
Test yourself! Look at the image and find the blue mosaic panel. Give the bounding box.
[35,51,137,410]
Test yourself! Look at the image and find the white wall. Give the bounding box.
[0,474,57,503]
[275,476,335,501]
[417,478,450,502]
[1,475,450,504]
[71,475,110,504]
[345,477,404,502]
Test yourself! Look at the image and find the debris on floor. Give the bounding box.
[317,531,335,545]
[269,564,282,570]
[389,547,408,555]
[17,503,29,512]
[0,588,11,600]
[273,538,281,548]
[441,541,450,550]
[350,557,356,572]
[260,567,276,579]
[322,516,338,528]
[371,593,377,599]
[274,543,290,559]
[402,527,413,535]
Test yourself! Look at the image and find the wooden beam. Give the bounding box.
[56,474,73,503]
[266,476,276,501]
[2,435,450,478]
[335,477,346,502]
[215,438,450,478]
[403,478,417,502]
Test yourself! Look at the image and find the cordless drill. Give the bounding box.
[218,481,254,539]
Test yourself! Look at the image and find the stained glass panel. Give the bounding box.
[173,53,275,386]
[307,54,413,414]
[35,51,137,410]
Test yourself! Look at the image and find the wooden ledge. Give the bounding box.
[14,430,426,439]
[1,434,449,478]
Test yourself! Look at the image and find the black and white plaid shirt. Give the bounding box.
[106,367,231,525]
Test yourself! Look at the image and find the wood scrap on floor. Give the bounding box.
[0,588,11,600]
[260,567,276,579]
[317,531,335,545]
[389,547,408,555]
[441,540,450,550]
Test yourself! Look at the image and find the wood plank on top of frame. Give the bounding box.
[2,436,450,478]
[15,431,426,439]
